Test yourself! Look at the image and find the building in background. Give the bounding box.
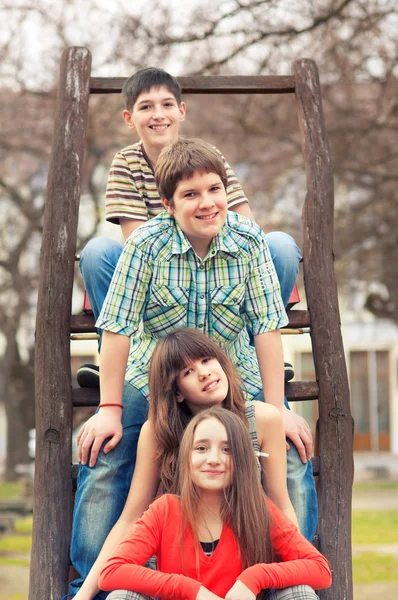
[283,297,398,457]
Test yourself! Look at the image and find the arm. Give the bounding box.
[78,240,153,466]
[254,401,298,529]
[99,497,202,600]
[120,217,144,241]
[254,330,284,410]
[74,420,162,600]
[236,503,332,594]
[245,234,312,463]
[232,201,254,220]
[254,330,312,463]
[77,330,129,466]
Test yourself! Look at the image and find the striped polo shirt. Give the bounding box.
[105,141,248,224]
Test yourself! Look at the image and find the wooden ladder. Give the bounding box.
[30,46,354,600]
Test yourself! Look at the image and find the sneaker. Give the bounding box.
[284,362,294,382]
[77,364,99,389]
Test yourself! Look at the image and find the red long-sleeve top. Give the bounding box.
[99,495,331,599]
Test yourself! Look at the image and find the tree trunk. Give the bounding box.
[3,343,35,481]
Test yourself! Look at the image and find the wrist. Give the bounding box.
[98,403,124,410]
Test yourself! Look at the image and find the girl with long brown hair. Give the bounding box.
[99,408,331,600]
[73,328,299,600]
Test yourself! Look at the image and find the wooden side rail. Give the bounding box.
[293,58,353,600]
[30,47,92,600]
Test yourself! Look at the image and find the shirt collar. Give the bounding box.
[169,216,241,258]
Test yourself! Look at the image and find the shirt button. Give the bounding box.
[199,264,205,270]
[200,293,205,299]
[198,323,204,328]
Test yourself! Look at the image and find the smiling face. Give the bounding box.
[176,356,229,414]
[163,170,228,258]
[123,85,186,157]
[190,417,233,493]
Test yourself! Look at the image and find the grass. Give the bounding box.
[353,481,398,491]
[353,552,398,584]
[14,516,32,534]
[0,482,23,499]
[0,556,30,566]
[0,534,31,554]
[352,510,398,545]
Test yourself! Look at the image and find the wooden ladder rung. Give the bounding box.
[70,456,320,482]
[71,380,318,408]
[70,309,311,334]
[90,75,295,95]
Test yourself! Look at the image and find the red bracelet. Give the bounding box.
[98,403,124,409]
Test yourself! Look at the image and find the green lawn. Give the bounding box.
[0,534,31,554]
[14,516,32,535]
[0,482,23,499]
[353,510,398,545]
[353,552,398,584]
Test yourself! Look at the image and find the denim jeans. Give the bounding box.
[253,389,318,543]
[70,381,149,599]
[79,231,301,348]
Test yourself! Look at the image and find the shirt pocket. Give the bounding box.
[210,283,246,339]
[145,284,189,335]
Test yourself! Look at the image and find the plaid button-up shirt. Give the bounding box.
[96,211,288,399]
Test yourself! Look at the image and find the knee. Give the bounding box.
[271,585,318,600]
[265,231,300,262]
[80,237,123,272]
[292,585,318,599]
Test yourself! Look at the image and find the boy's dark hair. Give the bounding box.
[122,67,182,110]
[155,138,228,205]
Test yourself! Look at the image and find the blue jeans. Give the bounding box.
[253,390,318,542]
[70,381,149,599]
[79,231,301,347]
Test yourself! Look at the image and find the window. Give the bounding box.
[349,350,390,451]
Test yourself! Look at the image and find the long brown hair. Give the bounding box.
[148,328,247,491]
[177,407,274,569]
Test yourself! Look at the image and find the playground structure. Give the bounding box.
[30,47,354,600]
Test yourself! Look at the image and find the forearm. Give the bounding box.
[238,556,332,594]
[99,330,130,405]
[254,330,284,410]
[232,201,254,221]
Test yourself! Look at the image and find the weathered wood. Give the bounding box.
[70,309,311,333]
[293,58,353,600]
[30,47,92,600]
[90,75,295,95]
[70,455,319,483]
[71,381,318,408]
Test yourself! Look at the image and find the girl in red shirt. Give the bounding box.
[99,407,331,600]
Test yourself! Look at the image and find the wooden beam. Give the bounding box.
[293,58,353,600]
[70,456,320,482]
[71,381,318,408]
[70,309,311,333]
[30,47,92,600]
[90,75,295,95]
